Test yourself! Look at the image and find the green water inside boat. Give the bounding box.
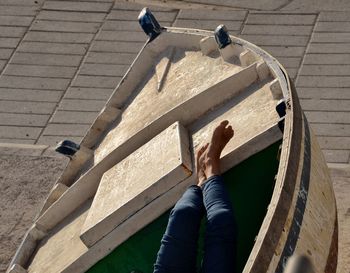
[87,141,281,273]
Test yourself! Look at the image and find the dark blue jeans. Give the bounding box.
[153,175,237,273]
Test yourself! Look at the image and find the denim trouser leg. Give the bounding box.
[202,175,237,273]
[153,185,204,273]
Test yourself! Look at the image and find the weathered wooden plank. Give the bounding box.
[80,122,191,247]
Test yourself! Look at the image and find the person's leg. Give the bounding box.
[153,185,204,273]
[197,120,237,273]
[202,175,237,273]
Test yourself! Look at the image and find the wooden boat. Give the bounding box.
[8,8,337,273]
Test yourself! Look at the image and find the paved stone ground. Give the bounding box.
[0,0,349,272]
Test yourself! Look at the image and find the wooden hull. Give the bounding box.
[7,25,337,273]
[245,81,338,273]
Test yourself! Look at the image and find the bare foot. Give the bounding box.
[196,143,209,185]
[197,120,234,187]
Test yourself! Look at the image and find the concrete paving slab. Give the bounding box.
[312,32,350,43]
[0,15,33,27]
[79,63,129,76]
[64,87,113,100]
[36,10,106,22]
[50,110,99,124]
[305,111,350,124]
[3,64,77,78]
[304,53,350,65]
[37,135,83,145]
[300,99,350,111]
[297,76,350,87]
[282,0,350,11]
[242,24,313,35]
[42,1,113,12]
[11,52,83,66]
[85,52,136,64]
[323,150,350,163]
[297,87,350,99]
[312,123,350,137]
[0,143,48,156]
[261,46,305,57]
[308,43,350,54]
[316,21,350,32]
[319,11,350,21]
[49,0,113,2]
[24,31,94,44]
[0,0,44,5]
[58,99,106,112]
[96,30,146,42]
[300,64,350,76]
[108,9,177,21]
[72,75,121,88]
[0,88,63,102]
[246,13,316,25]
[0,60,6,72]
[42,123,90,136]
[285,67,297,78]
[239,34,309,46]
[319,137,350,150]
[174,19,242,32]
[0,38,21,48]
[80,122,191,247]
[0,138,35,144]
[0,113,49,127]
[90,40,144,53]
[0,101,56,114]
[0,26,26,37]
[113,1,177,11]
[0,48,13,59]
[31,20,101,33]
[17,42,88,55]
[178,9,247,20]
[0,75,70,90]
[275,56,302,68]
[180,0,289,10]
[102,20,144,31]
[0,126,42,139]
[0,6,38,16]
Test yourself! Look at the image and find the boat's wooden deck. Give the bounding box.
[95,48,244,163]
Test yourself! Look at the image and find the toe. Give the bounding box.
[221,120,229,126]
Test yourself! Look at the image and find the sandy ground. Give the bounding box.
[0,154,67,273]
